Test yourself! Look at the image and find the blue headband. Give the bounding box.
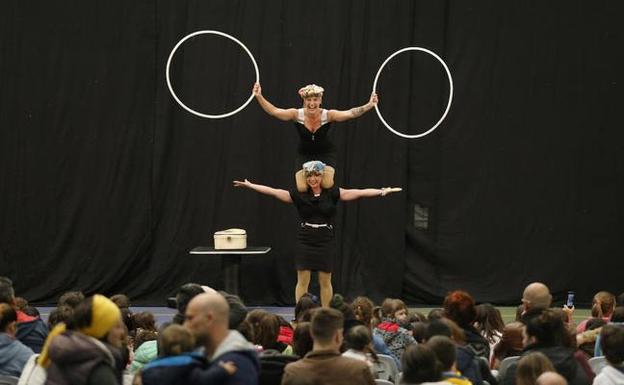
[302,160,326,175]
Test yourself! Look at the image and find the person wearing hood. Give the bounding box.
[0,303,34,377]
[0,276,48,353]
[184,292,259,385]
[40,294,126,385]
[501,309,590,385]
[593,324,624,385]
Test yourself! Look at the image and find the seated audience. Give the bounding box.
[246,310,292,354]
[282,308,375,385]
[41,294,126,385]
[373,298,416,363]
[140,324,236,385]
[342,325,380,376]
[443,290,490,360]
[401,344,452,385]
[536,371,568,385]
[0,303,34,377]
[515,352,556,385]
[184,292,259,385]
[592,324,624,385]
[352,296,398,368]
[0,276,48,353]
[502,309,590,385]
[576,292,616,333]
[474,303,505,360]
[427,335,472,385]
[492,322,524,369]
[292,322,313,358]
[594,306,624,357]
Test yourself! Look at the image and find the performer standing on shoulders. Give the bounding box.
[233,160,400,308]
[252,83,378,192]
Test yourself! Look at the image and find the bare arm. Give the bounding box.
[253,83,297,121]
[339,187,401,201]
[327,92,378,122]
[233,179,293,203]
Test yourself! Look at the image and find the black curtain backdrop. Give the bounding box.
[1,1,622,306]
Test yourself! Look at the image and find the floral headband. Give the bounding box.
[298,84,325,98]
[302,160,326,175]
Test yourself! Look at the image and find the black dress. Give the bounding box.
[289,187,340,273]
[294,109,336,168]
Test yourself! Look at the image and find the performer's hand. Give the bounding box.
[233,179,252,188]
[369,92,379,106]
[253,82,262,97]
[381,187,402,196]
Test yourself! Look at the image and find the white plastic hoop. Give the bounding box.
[373,47,453,139]
[165,30,260,119]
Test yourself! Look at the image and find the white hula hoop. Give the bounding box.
[165,30,260,119]
[372,47,453,139]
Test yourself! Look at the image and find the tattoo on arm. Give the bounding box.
[350,105,367,117]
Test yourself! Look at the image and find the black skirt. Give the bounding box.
[295,225,336,273]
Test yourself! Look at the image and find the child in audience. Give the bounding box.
[342,325,380,377]
[140,324,236,385]
[593,324,624,385]
[427,335,472,385]
[373,298,415,363]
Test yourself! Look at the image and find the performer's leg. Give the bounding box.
[320,166,335,189]
[318,271,333,308]
[295,270,311,303]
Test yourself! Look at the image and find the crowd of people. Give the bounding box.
[0,276,622,385]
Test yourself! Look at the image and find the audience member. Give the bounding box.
[185,292,259,385]
[427,335,472,385]
[0,303,34,377]
[443,290,490,360]
[282,308,375,385]
[522,283,552,314]
[292,322,313,358]
[352,296,398,367]
[374,298,416,364]
[492,322,524,369]
[474,303,505,359]
[246,310,292,354]
[342,325,380,376]
[0,276,48,353]
[401,344,451,385]
[515,352,556,385]
[536,371,568,385]
[133,311,157,332]
[172,283,206,325]
[502,309,590,385]
[293,293,320,326]
[48,305,74,330]
[58,291,85,309]
[42,294,125,385]
[592,324,624,385]
[140,324,236,385]
[594,306,624,357]
[576,292,616,333]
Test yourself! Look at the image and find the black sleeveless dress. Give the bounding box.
[289,187,340,272]
[294,112,336,168]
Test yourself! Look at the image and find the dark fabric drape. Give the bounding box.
[1,1,622,305]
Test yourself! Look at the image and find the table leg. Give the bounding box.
[222,255,241,295]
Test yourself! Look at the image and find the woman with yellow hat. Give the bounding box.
[234,160,400,308]
[39,294,126,385]
[253,82,378,192]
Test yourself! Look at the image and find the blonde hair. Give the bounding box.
[298,84,324,98]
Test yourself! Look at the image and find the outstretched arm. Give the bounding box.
[339,187,401,201]
[233,179,293,203]
[253,83,298,121]
[327,92,378,123]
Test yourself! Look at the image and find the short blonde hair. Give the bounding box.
[299,84,324,98]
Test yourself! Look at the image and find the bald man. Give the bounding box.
[185,292,259,385]
[536,371,568,385]
[522,282,552,313]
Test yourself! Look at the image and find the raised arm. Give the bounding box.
[339,187,401,201]
[253,83,297,121]
[327,92,378,123]
[233,178,293,203]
